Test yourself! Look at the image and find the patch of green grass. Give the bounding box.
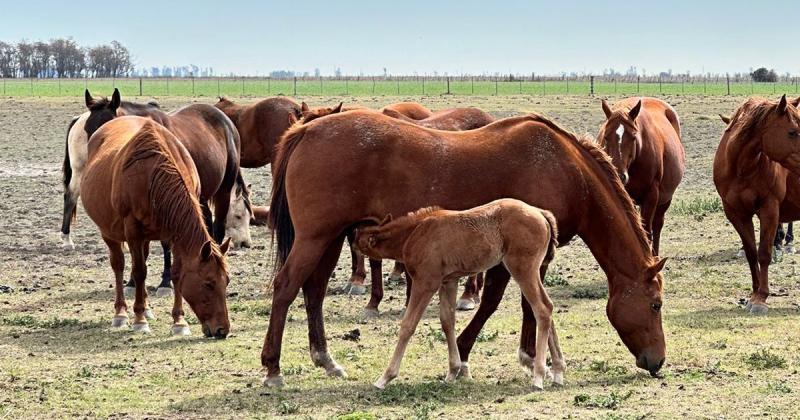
[544,267,569,287]
[276,397,299,415]
[589,360,628,376]
[670,197,723,216]
[336,411,377,420]
[571,286,607,299]
[476,329,500,342]
[766,381,792,394]
[574,390,633,410]
[411,401,439,420]
[1,315,102,330]
[745,349,787,370]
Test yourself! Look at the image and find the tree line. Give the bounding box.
[0,38,132,78]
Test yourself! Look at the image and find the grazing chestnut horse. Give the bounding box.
[81,117,231,337]
[381,102,432,120]
[214,97,302,169]
[264,110,667,386]
[714,95,800,314]
[598,98,684,254]
[382,107,496,131]
[355,199,564,390]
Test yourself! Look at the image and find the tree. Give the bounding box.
[50,38,84,77]
[751,67,777,83]
[31,41,52,77]
[16,40,33,77]
[0,41,16,77]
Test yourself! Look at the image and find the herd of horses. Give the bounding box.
[58,87,800,391]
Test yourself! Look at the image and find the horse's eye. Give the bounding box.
[651,302,662,312]
[790,130,799,138]
[204,282,215,291]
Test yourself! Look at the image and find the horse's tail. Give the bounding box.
[63,116,79,222]
[540,210,559,276]
[665,103,682,139]
[236,169,253,217]
[269,121,308,268]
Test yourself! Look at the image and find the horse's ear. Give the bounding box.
[219,238,231,255]
[719,114,731,125]
[368,234,378,248]
[629,100,642,121]
[85,89,94,108]
[601,99,613,119]
[200,240,213,261]
[777,94,788,115]
[647,257,668,279]
[791,96,800,108]
[333,102,344,113]
[380,214,393,225]
[110,88,121,111]
[301,101,309,113]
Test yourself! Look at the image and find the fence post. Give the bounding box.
[704,77,707,94]
[345,79,349,95]
[495,77,498,96]
[471,77,474,95]
[58,78,61,96]
[2,79,5,96]
[192,77,195,96]
[30,78,33,96]
[590,76,594,96]
[726,74,730,96]
[372,77,375,94]
[242,78,245,96]
[518,79,522,94]
[796,77,798,94]
[319,76,323,95]
[637,76,640,93]
[614,78,617,94]
[397,79,400,95]
[422,78,425,95]
[293,77,297,96]
[542,78,546,95]
[217,77,220,97]
[139,77,143,96]
[566,78,569,94]
[659,76,662,94]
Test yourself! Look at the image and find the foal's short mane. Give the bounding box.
[124,122,224,264]
[526,113,653,258]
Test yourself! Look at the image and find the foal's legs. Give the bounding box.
[438,280,461,381]
[128,239,151,333]
[365,258,384,317]
[104,237,128,328]
[375,272,439,389]
[388,261,405,283]
[457,273,484,311]
[347,245,367,295]
[548,319,565,386]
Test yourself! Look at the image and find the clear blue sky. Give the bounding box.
[1,0,797,76]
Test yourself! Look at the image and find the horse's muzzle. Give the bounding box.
[637,354,665,377]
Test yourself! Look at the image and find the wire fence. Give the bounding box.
[1,75,799,97]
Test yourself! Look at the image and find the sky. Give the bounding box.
[1,0,797,76]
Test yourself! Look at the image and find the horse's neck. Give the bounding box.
[579,170,654,282]
[727,134,769,177]
[382,220,421,258]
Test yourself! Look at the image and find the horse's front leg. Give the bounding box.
[103,237,128,328]
[364,258,384,317]
[169,255,191,336]
[639,186,660,249]
[752,203,780,314]
[128,239,151,333]
[156,241,173,297]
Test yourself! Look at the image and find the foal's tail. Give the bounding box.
[268,121,308,269]
[541,210,559,274]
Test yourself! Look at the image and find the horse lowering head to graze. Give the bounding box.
[81,117,231,337]
[355,199,564,390]
[597,97,685,255]
[262,109,666,387]
[713,95,800,314]
[380,102,432,120]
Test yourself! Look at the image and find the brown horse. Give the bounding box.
[355,199,564,390]
[81,117,231,337]
[382,107,496,131]
[264,110,667,386]
[381,102,432,120]
[214,97,302,169]
[598,97,685,254]
[713,95,800,314]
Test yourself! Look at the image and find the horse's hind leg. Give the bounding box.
[651,201,670,255]
[211,191,232,244]
[60,189,78,249]
[548,319,565,386]
[456,264,511,376]
[724,207,759,309]
[104,237,128,328]
[304,237,347,378]
[786,223,795,253]
[388,261,405,283]
[374,270,438,389]
[438,280,461,382]
[457,273,484,311]
[156,242,173,297]
[347,242,367,295]
[365,258,384,317]
[128,239,151,333]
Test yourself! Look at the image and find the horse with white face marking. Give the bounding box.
[355,198,564,390]
[598,97,685,255]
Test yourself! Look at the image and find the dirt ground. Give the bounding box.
[1,94,799,419]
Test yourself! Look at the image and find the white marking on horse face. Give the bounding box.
[225,193,252,248]
[616,124,625,144]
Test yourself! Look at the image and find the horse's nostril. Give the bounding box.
[215,328,229,339]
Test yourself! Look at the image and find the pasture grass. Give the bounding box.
[1,95,800,418]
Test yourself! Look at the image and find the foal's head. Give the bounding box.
[354,214,397,260]
[225,182,254,249]
[300,101,344,124]
[180,238,232,339]
[598,99,643,185]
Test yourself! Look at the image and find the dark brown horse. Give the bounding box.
[214,97,302,169]
[81,117,231,337]
[263,110,667,387]
[714,95,800,314]
[598,97,685,254]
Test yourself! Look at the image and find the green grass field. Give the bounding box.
[1,77,799,98]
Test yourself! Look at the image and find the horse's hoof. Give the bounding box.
[110,315,129,328]
[61,234,75,250]
[518,348,535,372]
[456,298,476,311]
[785,245,796,254]
[132,322,151,333]
[457,363,473,380]
[363,308,380,318]
[445,367,460,382]
[553,372,564,386]
[736,249,745,258]
[749,303,769,315]
[532,379,544,391]
[388,272,404,283]
[143,308,156,320]
[123,286,135,298]
[348,284,366,295]
[171,324,191,336]
[744,301,753,311]
[263,374,285,388]
[326,364,347,378]
[373,377,389,390]
[156,287,173,298]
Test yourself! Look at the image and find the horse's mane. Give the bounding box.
[526,113,654,259]
[123,122,223,263]
[725,97,785,141]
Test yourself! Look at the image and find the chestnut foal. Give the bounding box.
[355,199,564,390]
